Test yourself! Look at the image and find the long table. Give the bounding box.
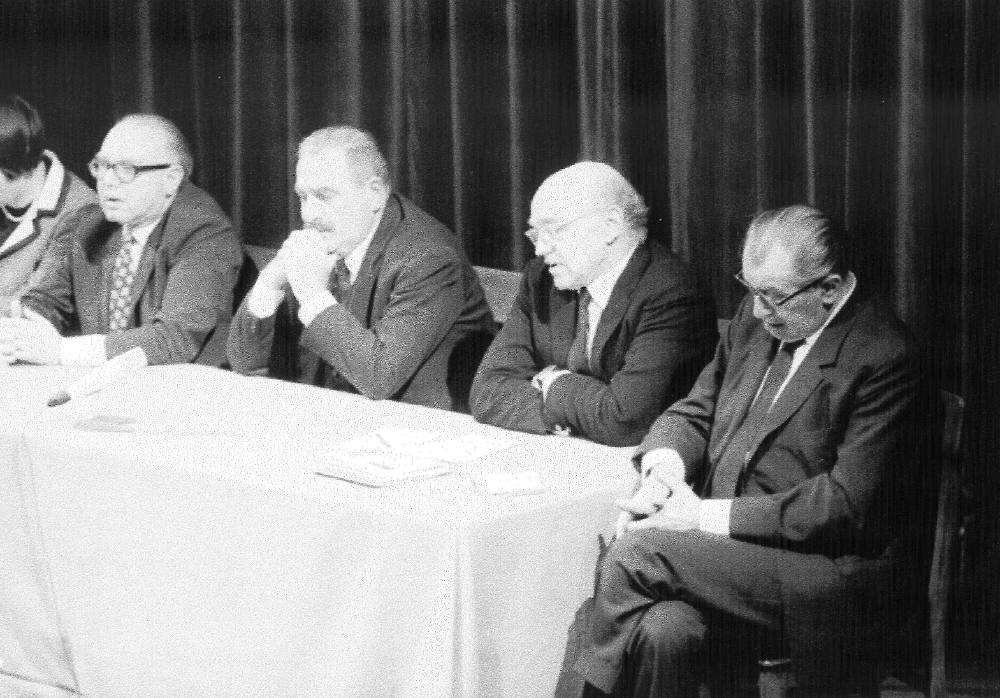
[0,364,635,697]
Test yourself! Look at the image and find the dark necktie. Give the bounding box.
[566,287,591,373]
[709,339,804,497]
[329,257,352,303]
[108,230,137,332]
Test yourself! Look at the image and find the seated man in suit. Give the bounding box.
[469,162,716,447]
[227,125,493,410]
[570,206,933,696]
[0,114,240,367]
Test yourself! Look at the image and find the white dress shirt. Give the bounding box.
[60,218,162,366]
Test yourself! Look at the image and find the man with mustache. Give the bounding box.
[227,125,493,410]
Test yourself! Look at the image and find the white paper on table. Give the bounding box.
[338,428,442,453]
[317,451,451,487]
[394,432,524,464]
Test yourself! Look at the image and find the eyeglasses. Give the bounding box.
[734,270,827,313]
[88,158,173,184]
[524,209,605,246]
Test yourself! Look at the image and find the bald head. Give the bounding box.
[532,161,648,242]
[93,114,191,228]
[113,114,194,180]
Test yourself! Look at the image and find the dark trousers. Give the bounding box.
[572,529,864,697]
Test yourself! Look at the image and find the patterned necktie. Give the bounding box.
[108,230,137,332]
[709,338,804,497]
[566,287,592,373]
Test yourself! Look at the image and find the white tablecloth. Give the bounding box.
[0,364,635,697]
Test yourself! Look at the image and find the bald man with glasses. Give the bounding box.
[470,161,716,447]
[568,205,933,696]
[1,114,240,367]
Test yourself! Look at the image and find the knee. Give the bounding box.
[630,600,706,660]
[596,529,685,596]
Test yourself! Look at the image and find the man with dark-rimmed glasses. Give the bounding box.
[1,114,240,367]
[470,161,716,446]
[568,205,932,696]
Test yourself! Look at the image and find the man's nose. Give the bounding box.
[533,236,553,257]
[752,295,773,319]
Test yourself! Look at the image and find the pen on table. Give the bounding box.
[46,347,149,407]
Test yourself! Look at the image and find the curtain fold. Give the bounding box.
[1,0,997,654]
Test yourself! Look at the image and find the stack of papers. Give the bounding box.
[315,428,523,487]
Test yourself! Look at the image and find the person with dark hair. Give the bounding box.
[0,113,241,367]
[566,205,933,695]
[0,94,95,311]
[227,125,493,410]
[469,161,717,446]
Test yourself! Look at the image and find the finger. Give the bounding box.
[615,510,633,540]
[626,513,674,532]
[615,497,656,517]
[8,298,23,318]
[20,307,47,324]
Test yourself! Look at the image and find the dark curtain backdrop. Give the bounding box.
[2,0,998,661]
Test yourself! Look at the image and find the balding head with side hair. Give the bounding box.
[294,125,392,257]
[114,113,194,180]
[740,204,851,342]
[527,161,648,290]
[93,114,191,227]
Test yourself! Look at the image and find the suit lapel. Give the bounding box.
[345,195,403,324]
[551,288,577,366]
[745,293,863,460]
[588,245,649,373]
[127,216,168,320]
[710,329,774,464]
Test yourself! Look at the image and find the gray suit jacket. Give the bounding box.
[20,181,241,366]
[227,194,494,410]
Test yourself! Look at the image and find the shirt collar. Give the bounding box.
[585,241,640,308]
[799,271,857,350]
[28,150,65,218]
[342,205,385,282]
[123,216,162,248]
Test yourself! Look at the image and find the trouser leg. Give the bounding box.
[573,529,787,694]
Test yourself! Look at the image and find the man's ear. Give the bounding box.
[819,273,844,305]
[164,165,185,196]
[601,206,626,245]
[366,177,391,211]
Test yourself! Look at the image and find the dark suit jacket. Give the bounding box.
[469,243,717,446]
[227,193,494,411]
[20,182,241,366]
[635,289,933,684]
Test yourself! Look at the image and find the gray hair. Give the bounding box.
[117,113,194,180]
[298,126,391,188]
[743,205,847,282]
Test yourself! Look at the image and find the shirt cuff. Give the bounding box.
[698,498,732,536]
[641,448,686,483]
[539,369,571,401]
[60,334,107,366]
[297,290,337,327]
[247,283,286,319]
